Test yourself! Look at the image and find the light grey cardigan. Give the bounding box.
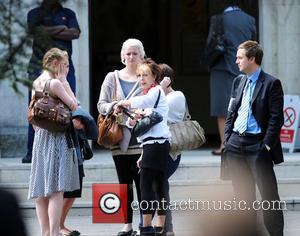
[97,70,143,155]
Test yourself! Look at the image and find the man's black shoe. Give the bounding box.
[22,153,32,163]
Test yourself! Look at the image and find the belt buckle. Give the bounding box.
[238,132,246,136]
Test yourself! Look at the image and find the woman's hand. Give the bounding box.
[137,153,143,169]
[129,111,143,125]
[160,76,171,89]
[112,103,123,116]
[72,118,85,130]
[118,99,131,107]
[56,63,68,83]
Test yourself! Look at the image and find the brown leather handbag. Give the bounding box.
[97,113,123,148]
[97,71,123,148]
[28,79,71,132]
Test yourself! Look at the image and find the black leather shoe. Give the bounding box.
[117,229,136,236]
[154,226,166,236]
[140,226,155,236]
[22,153,32,163]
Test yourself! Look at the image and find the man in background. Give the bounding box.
[23,0,80,163]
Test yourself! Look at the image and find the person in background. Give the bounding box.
[23,0,80,163]
[224,40,284,236]
[207,0,256,155]
[59,53,84,236]
[0,188,28,236]
[28,48,82,236]
[97,38,144,236]
[118,58,170,236]
[158,64,186,236]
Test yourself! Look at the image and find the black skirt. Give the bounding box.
[141,141,170,172]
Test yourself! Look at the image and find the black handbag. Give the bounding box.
[122,90,163,137]
[132,110,163,137]
[204,14,225,67]
[132,90,163,136]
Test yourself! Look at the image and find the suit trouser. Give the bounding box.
[226,133,284,236]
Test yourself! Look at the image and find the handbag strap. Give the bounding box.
[153,89,161,108]
[43,79,56,97]
[183,99,191,121]
[113,70,118,101]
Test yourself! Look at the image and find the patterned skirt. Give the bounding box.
[28,128,80,199]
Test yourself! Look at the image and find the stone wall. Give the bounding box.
[0,0,89,158]
[260,0,300,95]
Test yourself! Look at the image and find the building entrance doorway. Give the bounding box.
[89,0,258,145]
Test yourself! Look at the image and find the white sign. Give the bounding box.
[280,95,300,153]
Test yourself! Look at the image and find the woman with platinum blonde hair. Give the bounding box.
[97,38,145,236]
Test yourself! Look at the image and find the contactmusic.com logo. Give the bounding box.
[92,184,128,223]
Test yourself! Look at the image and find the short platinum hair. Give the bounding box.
[120,38,145,65]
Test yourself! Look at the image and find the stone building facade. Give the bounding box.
[0,0,299,158]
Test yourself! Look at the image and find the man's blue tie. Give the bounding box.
[235,78,252,134]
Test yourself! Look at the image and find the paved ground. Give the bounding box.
[4,149,300,235]
[24,209,300,236]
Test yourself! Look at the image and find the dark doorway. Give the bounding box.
[89,0,258,146]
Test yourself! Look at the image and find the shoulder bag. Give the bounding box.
[204,13,225,67]
[28,79,71,132]
[131,90,163,137]
[169,100,206,152]
[97,71,123,148]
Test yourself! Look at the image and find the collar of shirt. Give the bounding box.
[247,67,261,84]
[224,6,240,13]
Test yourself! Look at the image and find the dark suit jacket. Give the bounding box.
[224,70,284,164]
[211,8,256,75]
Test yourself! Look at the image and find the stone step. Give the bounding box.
[1,153,300,183]
[3,178,300,207]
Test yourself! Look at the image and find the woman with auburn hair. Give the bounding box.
[118,58,170,236]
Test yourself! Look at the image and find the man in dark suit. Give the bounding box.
[224,40,284,236]
[208,0,257,155]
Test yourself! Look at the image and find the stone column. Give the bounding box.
[65,0,90,110]
[259,0,300,94]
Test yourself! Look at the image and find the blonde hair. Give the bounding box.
[42,48,68,75]
[120,38,145,65]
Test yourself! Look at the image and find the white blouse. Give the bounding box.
[166,91,186,123]
[130,86,171,145]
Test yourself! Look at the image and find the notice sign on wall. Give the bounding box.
[280,95,300,152]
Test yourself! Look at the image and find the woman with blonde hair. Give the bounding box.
[97,38,145,235]
[28,47,83,236]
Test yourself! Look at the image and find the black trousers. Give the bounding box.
[140,168,167,215]
[113,154,141,224]
[226,133,284,236]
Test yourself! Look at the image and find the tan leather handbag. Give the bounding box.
[169,102,206,152]
[97,113,123,148]
[28,79,71,132]
[97,71,123,148]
